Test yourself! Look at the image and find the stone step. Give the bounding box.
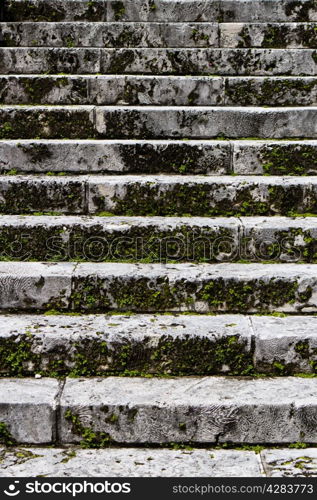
[4,0,317,23]
[0,446,265,477]
[1,106,317,140]
[0,22,219,48]
[2,445,317,477]
[1,139,316,176]
[0,48,316,75]
[0,376,316,444]
[0,215,317,264]
[1,75,317,106]
[1,22,317,49]
[0,261,316,313]
[1,174,316,217]
[1,313,317,376]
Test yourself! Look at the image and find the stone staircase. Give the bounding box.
[1,0,317,477]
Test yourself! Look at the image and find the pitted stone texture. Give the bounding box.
[0,215,241,262]
[60,376,317,444]
[94,106,317,139]
[0,75,224,106]
[241,216,317,263]
[0,313,251,376]
[220,23,317,48]
[1,140,317,176]
[89,76,224,106]
[3,215,317,264]
[252,316,317,374]
[5,0,107,22]
[2,175,317,216]
[0,48,316,76]
[3,105,317,140]
[233,140,317,175]
[2,76,317,107]
[0,447,262,477]
[100,48,317,76]
[262,449,317,477]
[0,262,73,310]
[87,175,317,216]
[0,175,86,214]
[5,0,317,22]
[0,48,101,74]
[0,106,96,140]
[0,140,231,174]
[0,378,59,444]
[0,22,219,48]
[225,77,317,106]
[71,262,317,313]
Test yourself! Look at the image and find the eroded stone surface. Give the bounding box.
[5,0,316,22]
[0,378,59,444]
[0,313,252,376]
[262,449,317,477]
[0,447,263,477]
[60,376,317,444]
[0,140,231,174]
[0,48,316,75]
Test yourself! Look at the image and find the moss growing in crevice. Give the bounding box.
[0,421,16,446]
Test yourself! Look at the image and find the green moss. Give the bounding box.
[0,422,16,446]
[111,1,126,20]
[64,410,113,448]
[261,144,317,175]
[289,442,308,449]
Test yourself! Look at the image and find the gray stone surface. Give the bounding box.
[0,261,316,313]
[3,22,316,49]
[241,216,317,263]
[2,312,317,375]
[0,175,86,213]
[3,174,317,216]
[87,174,317,216]
[0,313,252,376]
[0,22,219,48]
[60,376,317,444]
[232,140,317,175]
[5,0,317,22]
[2,75,317,106]
[1,139,317,175]
[252,315,317,374]
[0,48,316,75]
[70,262,317,313]
[262,449,317,477]
[0,378,59,444]
[220,23,317,48]
[0,262,74,310]
[1,105,317,139]
[2,214,317,264]
[94,106,317,139]
[0,214,241,262]
[0,139,231,174]
[0,447,263,477]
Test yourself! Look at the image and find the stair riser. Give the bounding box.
[0,48,316,75]
[0,22,219,48]
[5,0,317,23]
[0,216,317,264]
[2,22,316,48]
[0,262,315,314]
[0,314,316,376]
[1,107,317,140]
[1,376,316,445]
[1,176,317,216]
[1,140,316,175]
[1,76,316,106]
